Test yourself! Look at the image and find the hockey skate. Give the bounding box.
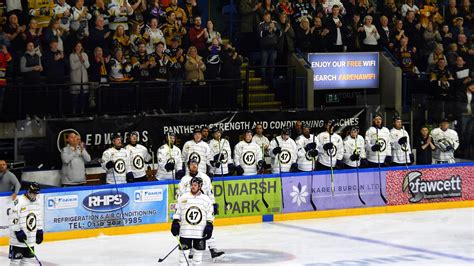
[210,248,225,262]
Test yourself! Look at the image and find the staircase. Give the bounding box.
[238,64,282,110]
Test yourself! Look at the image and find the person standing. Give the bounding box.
[415,126,435,165]
[234,130,264,176]
[257,11,281,84]
[61,132,91,186]
[390,116,413,166]
[0,159,20,200]
[101,134,133,184]
[8,182,43,265]
[69,42,90,115]
[157,133,182,180]
[125,131,151,182]
[365,114,392,167]
[317,119,344,170]
[182,128,211,174]
[268,128,298,173]
[430,118,460,164]
[343,126,366,169]
[208,127,233,176]
[295,124,319,172]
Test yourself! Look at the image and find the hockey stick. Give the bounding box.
[260,144,269,209]
[177,236,190,266]
[354,137,366,205]
[375,127,388,204]
[167,134,178,200]
[274,137,284,209]
[24,240,42,266]
[111,169,127,225]
[329,133,335,196]
[157,244,179,262]
[215,137,229,213]
[309,135,317,210]
[402,126,409,170]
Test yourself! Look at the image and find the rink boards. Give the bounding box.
[1,162,473,245]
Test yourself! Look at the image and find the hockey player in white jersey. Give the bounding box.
[430,118,459,164]
[268,128,298,173]
[365,114,392,168]
[208,127,234,176]
[8,182,43,266]
[125,132,151,182]
[101,134,133,184]
[234,130,265,176]
[343,126,367,168]
[157,133,183,180]
[177,159,225,260]
[295,123,319,172]
[182,128,211,175]
[252,124,270,156]
[317,119,344,170]
[390,116,413,166]
[172,176,214,266]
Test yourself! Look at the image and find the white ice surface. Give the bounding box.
[1,208,473,265]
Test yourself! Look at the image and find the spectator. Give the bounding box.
[393,19,407,47]
[128,0,147,28]
[3,14,26,80]
[325,5,346,52]
[380,0,401,25]
[204,37,221,80]
[422,22,441,58]
[445,0,458,27]
[131,42,153,81]
[89,0,110,27]
[419,0,442,27]
[165,36,185,112]
[0,160,20,200]
[20,42,42,84]
[71,0,92,42]
[239,0,261,55]
[0,45,12,113]
[188,16,208,55]
[90,46,109,84]
[377,15,394,50]
[440,24,454,50]
[295,17,312,53]
[181,0,202,28]
[108,0,133,31]
[452,17,471,40]
[401,0,419,18]
[42,39,66,84]
[277,0,294,16]
[357,0,375,19]
[166,0,188,25]
[403,11,422,49]
[276,12,295,65]
[292,0,311,23]
[456,34,472,68]
[70,42,90,115]
[430,58,454,119]
[111,25,131,59]
[25,19,42,55]
[455,81,474,157]
[150,42,170,81]
[28,0,55,29]
[459,0,473,29]
[257,11,281,84]
[5,0,26,24]
[130,23,145,54]
[149,0,167,24]
[259,0,277,21]
[145,18,166,54]
[205,20,222,47]
[395,37,418,76]
[184,46,206,83]
[42,19,65,53]
[308,0,324,20]
[427,43,446,72]
[345,13,365,52]
[109,48,133,81]
[311,16,329,52]
[415,126,434,165]
[89,15,111,55]
[61,132,91,186]
[452,56,472,92]
[220,43,242,80]
[54,0,72,35]
[446,43,460,67]
[161,11,187,47]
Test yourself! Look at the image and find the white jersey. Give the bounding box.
[178,172,215,203]
[70,6,92,34]
[430,128,459,164]
[108,0,133,30]
[173,192,214,239]
[317,132,344,167]
[295,134,319,171]
[157,144,182,179]
[233,140,263,176]
[343,135,366,167]
[268,136,297,173]
[54,3,72,31]
[390,128,412,164]
[182,140,211,174]
[208,138,233,175]
[9,195,43,247]
[365,126,392,164]
[252,134,270,155]
[101,147,132,184]
[125,144,151,178]
[146,28,166,54]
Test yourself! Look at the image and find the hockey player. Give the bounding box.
[343,126,367,168]
[365,114,392,168]
[172,176,214,266]
[208,127,233,176]
[182,128,211,174]
[430,118,459,164]
[8,182,43,266]
[268,128,298,173]
[177,159,225,260]
[252,124,270,155]
[157,133,183,180]
[125,131,151,182]
[295,124,319,172]
[317,119,344,170]
[390,116,413,166]
[101,134,133,184]
[234,130,265,176]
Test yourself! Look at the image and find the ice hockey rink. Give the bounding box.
[0,208,472,265]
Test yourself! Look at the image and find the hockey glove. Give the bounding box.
[214,161,221,168]
[105,161,114,170]
[202,222,213,240]
[398,136,408,145]
[336,160,345,169]
[228,163,235,173]
[257,160,265,169]
[445,145,454,151]
[36,230,43,244]
[308,149,318,157]
[15,230,27,243]
[213,203,219,215]
[360,158,369,167]
[384,156,392,165]
[213,154,221,162]
[409,154,414,164]
[176,170,185,180]
[323,143,334,151]
[272,147,282,155]
[126,172,134,183]
[171,219,180,236]
[350,154,360,161]
[371,143,381,152]
[236,165,244,176]
[304,142,316,152]
[165,162,175,171]
[290,163,298,172]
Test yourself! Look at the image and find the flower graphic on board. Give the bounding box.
[290,183,308,206]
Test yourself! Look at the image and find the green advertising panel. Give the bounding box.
[167,177,282,221]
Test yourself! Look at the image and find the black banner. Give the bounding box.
[44,108,367,167]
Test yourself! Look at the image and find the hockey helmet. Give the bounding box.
[190,176,203,187]
[281,127,291,135]
[302,123,311,130]
[27,182,40,194]
[210,126,221,135]
[350,125,359,132]
[192,128,201,134]
[112,133,122,141]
